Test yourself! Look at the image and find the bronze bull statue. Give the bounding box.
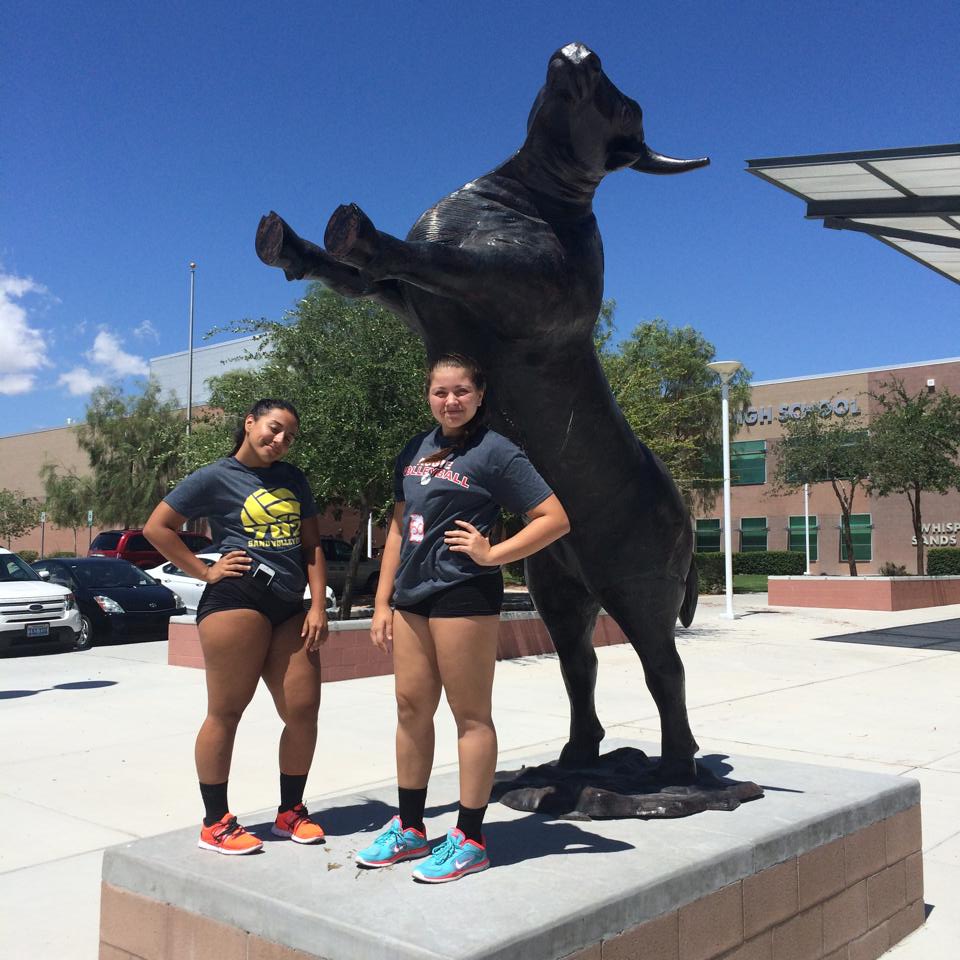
[257,42,709,782]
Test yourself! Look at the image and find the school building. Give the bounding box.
[697,356,960,574]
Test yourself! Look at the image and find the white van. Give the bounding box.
[0,548,82,652]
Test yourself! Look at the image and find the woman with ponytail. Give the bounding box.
[355,355,569,881]
[144,399,329,855]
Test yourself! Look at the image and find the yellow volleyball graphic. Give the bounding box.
[240,487,301,541]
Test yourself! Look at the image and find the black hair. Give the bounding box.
[229,399,300,457]
[421,354,487,464]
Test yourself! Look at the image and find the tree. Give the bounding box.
[601,318,751,507]
[204,287,428,617]
[0,488,40,547]
[771,412,872,575]
[868,379,960,575]
[77,382,186,528]
[40,465,96,555]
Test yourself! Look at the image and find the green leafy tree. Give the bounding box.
[204,287,428,617]
[602,318,751,506]
[77,382,186,528]
[771,412,872,575]
[0,488,40,547]
[868,379,960,575]
[40,465,96,555]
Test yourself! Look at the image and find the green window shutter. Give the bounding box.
[788,515,819,562]
[740,517,768,552]
[840,514,872,562]
[731,440,766,485]
[695,518,721,553]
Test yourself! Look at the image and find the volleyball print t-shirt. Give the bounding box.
[391,426,553,606]
[164,457,318,600]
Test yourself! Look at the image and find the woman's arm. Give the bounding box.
[371,503,404,652]
[444,494,570,567]
[300,515,329,650]
[144,502,251,584]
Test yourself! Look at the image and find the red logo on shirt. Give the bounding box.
[403,458,470,488]
[409,514,425,543]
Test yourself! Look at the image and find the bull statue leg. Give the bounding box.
[597,578,700,782]
[255,212,409,317]
[525,543,605,767]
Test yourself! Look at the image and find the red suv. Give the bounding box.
[88,529,212,569]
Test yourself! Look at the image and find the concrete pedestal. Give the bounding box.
[99,743,924,960]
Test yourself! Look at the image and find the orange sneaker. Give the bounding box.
[198,814,263,855]
[272,803,325,844]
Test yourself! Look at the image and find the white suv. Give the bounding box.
[0,548,81,652]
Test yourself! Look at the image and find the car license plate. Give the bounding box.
[27,622,50,638]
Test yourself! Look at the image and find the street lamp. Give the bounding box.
[186,262,197,436]
[707,360,743,620]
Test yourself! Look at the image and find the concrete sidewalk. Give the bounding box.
[1,595,958,959]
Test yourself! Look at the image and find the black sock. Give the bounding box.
[199,781,229,827]
[398,786,428,833]
[279,773,308,812]
[456,803,487,844]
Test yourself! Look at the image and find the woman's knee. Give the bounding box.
[205,705,246,731]
[452,711,495,739]
[396,686,439,726]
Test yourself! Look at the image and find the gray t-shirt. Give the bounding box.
[392,426,553,606]
[164,457,318,600]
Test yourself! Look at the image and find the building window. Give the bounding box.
[731,440,766,485]
[740,517,768,552]
[840,514,873,562]
[695,518,721,552]
[788,515,819,562]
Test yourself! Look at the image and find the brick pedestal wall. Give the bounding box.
[169,610,630,680]
[99,806,924,960]
[768,575,960,611]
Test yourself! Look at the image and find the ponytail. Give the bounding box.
[229,398,300,456]
[421,354,486,464]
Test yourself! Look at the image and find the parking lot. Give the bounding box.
[1,595,959,958]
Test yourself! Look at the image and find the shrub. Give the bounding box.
[49,551,77,558]
[927,548,960,576]
[733,551,805,576]
[17,549,38,563]
[694,552,725,594]
[879,561,908,577]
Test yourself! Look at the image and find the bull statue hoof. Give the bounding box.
[324,202,380,268]
[558,738,602,769]
[653,756,699,786]
[255,212,307,281]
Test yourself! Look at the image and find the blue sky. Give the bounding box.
[3,0,958,433]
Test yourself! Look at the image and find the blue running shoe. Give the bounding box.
[411,827,490,883]
[355,816,429,868]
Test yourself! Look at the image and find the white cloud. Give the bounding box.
[58,367,106,396]
[133,319,160,342]
[0,270,50,393]
[87,330,148,377]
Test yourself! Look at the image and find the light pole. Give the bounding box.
[707,360,743,620]
[186,262,197,436]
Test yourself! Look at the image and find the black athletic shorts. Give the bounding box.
[394,572,504,619]
[196,575,305,628]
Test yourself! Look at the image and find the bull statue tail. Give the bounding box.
[679,561,698,628]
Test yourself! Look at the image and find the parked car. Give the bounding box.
[0,548,81,653]
[321,537,381,595]
[32,557,186,650]
[88,529,212,569]
[145,553,337,615]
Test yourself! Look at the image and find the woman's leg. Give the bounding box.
[261,611,321,780]
[196,609,273,791]
[431,615,500,809]
[393,611,443,793]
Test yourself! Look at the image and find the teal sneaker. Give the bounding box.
[411,827,490,883]
[355,816,429,868]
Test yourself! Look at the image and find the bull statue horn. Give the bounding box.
[631,145,710,175]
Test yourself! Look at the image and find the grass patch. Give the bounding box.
[733,574,768,593]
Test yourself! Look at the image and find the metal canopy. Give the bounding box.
[747,143,960,285]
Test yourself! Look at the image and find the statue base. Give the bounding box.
[492,746,764,818]
[100,743,923,960]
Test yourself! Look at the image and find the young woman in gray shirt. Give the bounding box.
[356,355,569,881]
